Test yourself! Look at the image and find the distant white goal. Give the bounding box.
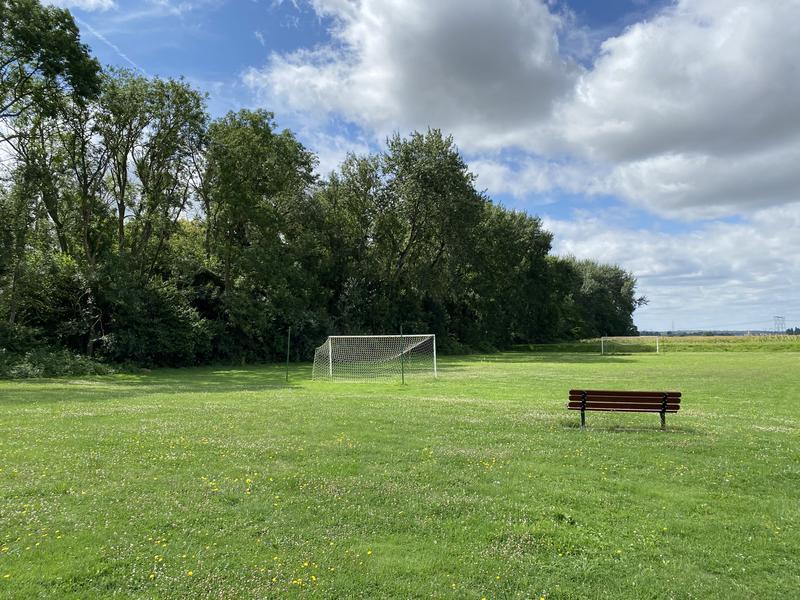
[312,334,437,381]
[600,335,660,354]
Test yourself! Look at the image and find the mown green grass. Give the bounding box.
[1,352,798,598]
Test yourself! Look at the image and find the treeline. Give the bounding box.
[0,0,644,370]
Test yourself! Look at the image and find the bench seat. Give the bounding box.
[568,390,681,429]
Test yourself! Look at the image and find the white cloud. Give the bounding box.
[544,202,800,331]
[303,129,373,176]
[605,142,800,219]
[469,156,603,200]
[46,0,115,10]
[245,0,578,150]
[245,0,800,218]
[554,0,800,217]
[558,0,800,162]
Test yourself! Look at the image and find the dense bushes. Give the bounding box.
[101,280,211,367]
[0,348,114,378]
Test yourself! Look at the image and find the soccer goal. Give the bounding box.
[600,335,660,354]
[312,334,437,381]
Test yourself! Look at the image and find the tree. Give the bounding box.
[96,69,150,252]
[311,153,384,333]
[548,257,646,338]
[123,76,207,276]
[0,172,35,327]
[202,109,317,360]
[318,129,486,334]
[205,109,316,287]
[0,0,100,122]
[379,130,484,292]
[459,204,553,347]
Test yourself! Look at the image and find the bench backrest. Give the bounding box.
[568,390,681,412]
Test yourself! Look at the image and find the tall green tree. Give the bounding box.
[0,0,100,122]
[202,109,317,360]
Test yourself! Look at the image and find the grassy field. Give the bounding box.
[1,351,798,598]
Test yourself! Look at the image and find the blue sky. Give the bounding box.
[55,0,800,332]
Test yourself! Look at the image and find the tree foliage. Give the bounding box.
[0,0,100,121]
[0,1,645,370]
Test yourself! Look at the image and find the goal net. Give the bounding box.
[601,335,660,354]
[312,335,437,381]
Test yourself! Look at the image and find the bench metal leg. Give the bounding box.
[660,411,666,430]
[580,391,587,430]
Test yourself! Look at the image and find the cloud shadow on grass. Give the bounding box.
[0,364,309,405]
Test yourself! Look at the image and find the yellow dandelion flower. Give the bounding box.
[187,571,193,577]
[367,549,372,555]
[149,573,155,580]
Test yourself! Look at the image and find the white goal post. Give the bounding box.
[312,334,437,381]
[600,335,660,354]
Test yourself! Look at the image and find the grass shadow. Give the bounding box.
[0,364,312,405]
[442,352,633,367]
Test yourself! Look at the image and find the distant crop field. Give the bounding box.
[522,335,800,353]
[657,335,800,352]
[1,351,798,598]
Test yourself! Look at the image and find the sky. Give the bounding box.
[50,0,800,332]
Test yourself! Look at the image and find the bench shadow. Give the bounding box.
[559,418,701,434]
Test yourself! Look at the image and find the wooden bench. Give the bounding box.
[568,389,681,430]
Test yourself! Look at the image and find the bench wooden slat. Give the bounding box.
[568,402,680,411]
[569,390,681,398]
[568,395,681,404]
[568,407,679,413]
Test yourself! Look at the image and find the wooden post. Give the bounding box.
[432,334,437,378]
[400,325,405,385]
[285,327,291,383]
[580,391,587,430]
